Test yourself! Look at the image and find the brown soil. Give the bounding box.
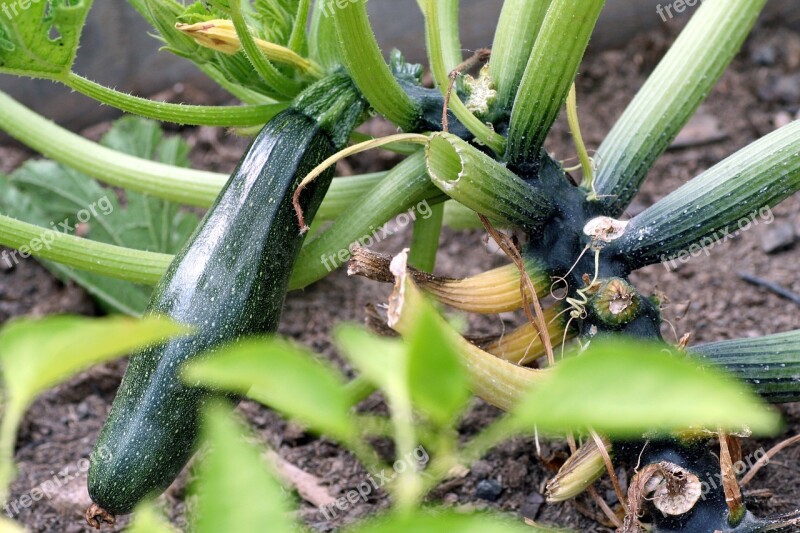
[3,18,800,533]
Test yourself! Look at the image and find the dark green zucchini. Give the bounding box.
[87,72,365,519]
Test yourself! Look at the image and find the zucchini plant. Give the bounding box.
[0,0,799,532]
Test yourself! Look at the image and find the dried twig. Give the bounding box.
[739,272,800,307]
[479,215,555,366]
[591,431,629,515]
[265,450,336,508]
[740,434,800,486]
[718,431,745,520]
[442,48,492,132]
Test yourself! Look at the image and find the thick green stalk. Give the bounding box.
[290,152,441,289]
[228,0,304,98]
[594,0,766,215]
[0,90,225,207]
[309,0,342,70]
[288,0,312,54]
[408,203,444,272]
[0,214,171,285]
[441,201,498,230]
[409,0,456,274]
[63,73,286,127]
[316,172,387,220]
[424,0,505,154]
[489,0,550,108]
[610,120,800,270]
[438,0,463,76]
[332,0,420,131]
[0,90,441,221]
[506,0,604,165]
[0,94,399,215]
[693,330,800,403]
[426,133,553,231]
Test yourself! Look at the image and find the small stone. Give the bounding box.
[443,492,459,505]
[521,492,545,520]
[752,44,777,66]
[475,479,503,502]
[470,460,493,479]
[775,111,794,129]
[761,222,796,254]
[762,74,800,104]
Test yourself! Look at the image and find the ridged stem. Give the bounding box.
[309,0,342,70]
[63,73,286,127]
[506,0,604,165]
[408,203,444,273]
[332,0,420,131]
[425,132,553,231]
[316,173,387,219]
[594,0,767,215]
[389,267,545,412]
[288,0,312,54]
[0,90,225,207]
[0,214,172,285]
[693,330,800,403]
[489,0,550,108]
[0,89,381,212]
[290,151,442,289]
[610,121,800,270]
[423,0,505,154]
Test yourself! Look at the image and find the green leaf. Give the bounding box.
[193,404,295,533]
[406,302,469,426]
[348,510,545,533]
[0,0,94,78]
[335,325,407,398]
[127,503,177,533]
[183,337,357,442]
[0,314,188,495]
[509,338,782,437]
[0,116,200,315]
[0,314,187,417]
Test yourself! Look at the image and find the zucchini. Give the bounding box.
[87,72,365,518]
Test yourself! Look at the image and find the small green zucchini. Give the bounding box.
[88,72,365,518]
